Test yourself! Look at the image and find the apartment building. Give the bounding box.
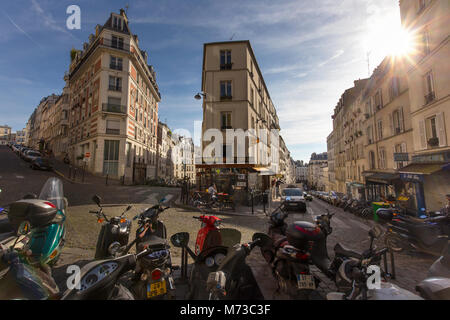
[67,9,161,183]
[50,81,70,159]
[307,152,327,190]
[198,40,283,198]
[361,56,414,206]
[156,121,172,181]
[295,165,308,183]
[28,94,59,150]
[326,132,336,191]
[398,0,450,212]
[0,125,11,145]
[330,79,368,195]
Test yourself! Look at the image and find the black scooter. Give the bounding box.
[260,200,324,299]
[206,233,270,300]
[90,195,132,259]
[384,213,450,256]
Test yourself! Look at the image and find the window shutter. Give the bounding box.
[419,119,427,150]
[393,145,397,170]
[436,112,447,147]
[400,107,404,132]
[390,113,394,136]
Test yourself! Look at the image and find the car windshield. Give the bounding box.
[39,177,65,211]
[283,189,302,196]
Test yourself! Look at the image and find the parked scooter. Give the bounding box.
[89,195,132,259]
[7,178,67,272]
[259,199,324,299]
[170,226,242,300]
[206,233,271,300]
[415,239,450,300]
[326,226,422,300]
[384,212,450,256]
[193,214,222,255]
[0,221,60,300]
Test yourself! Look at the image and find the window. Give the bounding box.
[103,140,119,175]
[110,56,123,71]
[424,71,435,104]
[220,50,232,69]
[221,112,232,129]
[394,143,407,169]
[374,90,383,110]
[220,81,232,99]
[389,77,400,100]
[392,108,404,135]
[108,76,122,91]
[111,35,124,50]
[106,120,120,135]
[113,16,123,30]
[422,29,431,55]
[250,87,254,106]
[377,120,383,140]
[378,148,386,169]
[222,144,232,159]
[367,125,373,144]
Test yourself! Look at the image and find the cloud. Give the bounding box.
[318,49,345,67]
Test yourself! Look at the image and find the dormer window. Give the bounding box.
[113,16,123,30]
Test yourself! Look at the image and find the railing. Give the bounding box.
[108,85,122,92]
[102,103,126,114]
[100,38,130,52]
[110,63,123,71]
[425,91,435,105]
[220,95,232,101]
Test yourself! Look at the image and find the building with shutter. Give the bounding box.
[67,9,161,183]
[396,0,450,212]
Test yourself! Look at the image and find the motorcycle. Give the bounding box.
[121,200,175,300]
[0,221,60,300]
[6,177,67,272]
[170,226,242,300]
[326,226,422,300]
[384,212,450,256]
[415,239,450,300]
[206,233,272,300]
[259,199,324,299]
[89,195,132,259]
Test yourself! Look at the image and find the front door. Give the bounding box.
[103,140,119,176]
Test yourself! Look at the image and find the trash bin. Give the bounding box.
[371,202,390,221]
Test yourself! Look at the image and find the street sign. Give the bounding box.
[85,152,91,158]
[394,153,409,162]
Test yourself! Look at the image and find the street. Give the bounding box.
[0,145,437,297]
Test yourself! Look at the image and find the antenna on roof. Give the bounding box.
[366,51,371,76]
[229,33,236,41]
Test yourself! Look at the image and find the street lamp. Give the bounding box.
[194,92,207,100]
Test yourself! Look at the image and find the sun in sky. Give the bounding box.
[363,6,415,66]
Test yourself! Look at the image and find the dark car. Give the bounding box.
[30,157,53,171]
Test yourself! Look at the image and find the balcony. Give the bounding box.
[425,91,435,105]
[220,63,233,70]
[102,103,126,114]
[108,85,122,92]
[220,95,232,101]
[100,38,130,52]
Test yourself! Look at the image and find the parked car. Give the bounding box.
[281,187,307,212]
[23,150,42,162]
[303,192,313,201]
[30,157,53,171]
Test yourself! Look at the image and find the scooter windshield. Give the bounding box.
[38,177,65,211]
[218,228,242,248]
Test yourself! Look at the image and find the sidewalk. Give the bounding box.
[174,197,281,217]
[51,158,121,186]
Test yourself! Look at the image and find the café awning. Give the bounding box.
[365,172,400,184]
[399,163,447,175]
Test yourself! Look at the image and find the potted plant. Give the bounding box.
[428,137,439,147]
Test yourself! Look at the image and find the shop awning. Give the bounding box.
[365,172,399,184]
[399,163,447,175]
[252,167,277,176]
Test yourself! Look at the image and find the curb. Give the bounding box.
[172,202,267,217]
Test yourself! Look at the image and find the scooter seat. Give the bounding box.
[334,243,362,259]
[137,236,168,252]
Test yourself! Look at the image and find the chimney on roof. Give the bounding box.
[134,34,139,46]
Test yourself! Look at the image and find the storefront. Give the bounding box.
[347,182,366,200]
[399,162,450,215]
[364,172,400,203]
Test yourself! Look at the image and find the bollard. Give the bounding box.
[105,174,109,186]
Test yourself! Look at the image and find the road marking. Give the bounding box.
[307,207,314,216]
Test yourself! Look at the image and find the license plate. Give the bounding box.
[289,203,297,206]
[147,280,167,298]
[297,274,316,290]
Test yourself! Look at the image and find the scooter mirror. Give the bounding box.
[252,232,273,248]
[92,195,102,206]
[170,232,189,248]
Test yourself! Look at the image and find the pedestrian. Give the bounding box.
[275,179,282,198]
[208,183,218,201]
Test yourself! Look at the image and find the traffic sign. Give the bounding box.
[85,152,91,158]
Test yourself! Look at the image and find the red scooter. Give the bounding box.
[192,215,222,255]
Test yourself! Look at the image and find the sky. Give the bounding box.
[0,0,403,163]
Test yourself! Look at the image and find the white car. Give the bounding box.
[281,188,307,212]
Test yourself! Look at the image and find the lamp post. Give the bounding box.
[194,92,207,100]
